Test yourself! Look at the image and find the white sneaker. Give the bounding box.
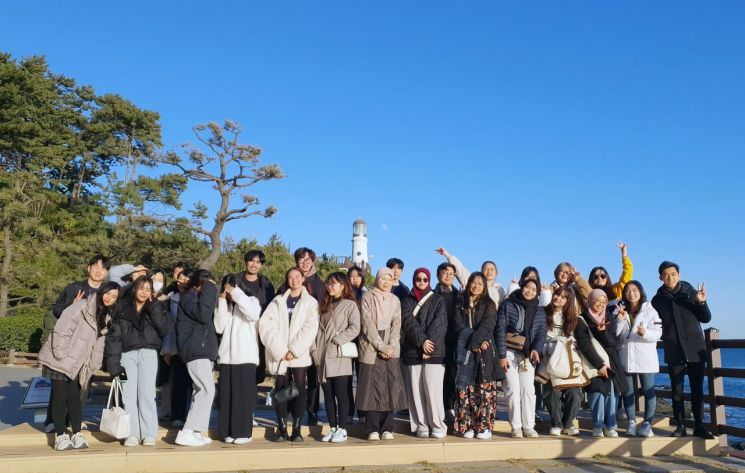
[330,428,348,443]
[141,437,156,446]
[476,429,492,440]
[71,432,89,449]
[123,436,140,447]
[253,419,258,426]
[175,429,204,447]
[549,427,561,437]
[381,431,394,440]
[196,432,212,444]
[592,428,604,438]
[367,432,380,441]
[562,426,580,436]
[637,421,654,437]
[416,429,429,438]
[45,423,56,434]
[430,428,446,439]
[511,429,523,438]
[233,437,252,445]
[626,421,637,437]
[463,429,475,439]
[171,419,184,428]
[54,433,73,451]
[321,427,337,442]
[603,428,619,438]
[224,436,235,444]
[523,428,539,438]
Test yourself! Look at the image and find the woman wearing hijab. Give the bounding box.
[452,272,504,439]
[580,288,628,437]
[356,268,407,441]
[496,279,547,438]
[401,267,448,439]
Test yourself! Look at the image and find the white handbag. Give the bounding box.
[577,318,610,379]
[337,342,359,358]
[100,377,131,439]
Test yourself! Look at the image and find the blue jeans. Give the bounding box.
[621,373,656,423]
[588,381,616,430]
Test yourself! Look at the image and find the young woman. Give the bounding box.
[541,286,583,436]
[356,268,407,441]
[436,247,506,307]
[310,272,360,443]
[401,268,448,439]
[496,279,547,438]
[347,265,367,302]
[506,266,552,307]
[616,281,662,437]
[175,270,219,447]
[551,262,593,309]
[106,276,171,447]
[214,274,263,444]
[40,282,120,450]
[588,241,633,303]
[579,289,628,437]
[150,268,166,298]
[259,268,319,442]
[452,272,504,439]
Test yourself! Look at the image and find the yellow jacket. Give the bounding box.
[613,256,634,300]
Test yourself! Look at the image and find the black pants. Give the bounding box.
[543,384,582,429]
[346,360,358,418]
[52,378,82,435]
[443,360,457,412]
[171,355,192,422]
[322,375,351,429]
[218,363,257,439]
[669,361,706,426]
[306,364,320,416]
[365,410,394,435]
[275,367,307,421]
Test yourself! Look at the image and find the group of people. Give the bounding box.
[38,242,716,451]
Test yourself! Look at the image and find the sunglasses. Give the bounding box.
[593,273,607,280]
[415,277,429,283]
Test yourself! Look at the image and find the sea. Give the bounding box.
[656,348,745,444]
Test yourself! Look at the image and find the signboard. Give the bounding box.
[20,376,52,409]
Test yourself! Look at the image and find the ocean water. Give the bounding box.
[656,348,745,443]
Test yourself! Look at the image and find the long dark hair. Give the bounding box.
[95,281,120,333]
[621,280,648,315]
[519,266,542,289]
[128,275,154,312]
[347,265,366,289]
[589,265,615,299]
[189,269,214,290]
[464,272,495,311]
[319,272,356,314]
[545,286,578,336]
[220,274,238,306]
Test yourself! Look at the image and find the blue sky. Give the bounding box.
[4,2,744,335]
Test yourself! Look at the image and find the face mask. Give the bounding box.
[153,281,164,293]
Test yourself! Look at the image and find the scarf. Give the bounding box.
[511,289,538,332]
[587,288,608,329]
[371,268,395,330]
[411,267,432,302]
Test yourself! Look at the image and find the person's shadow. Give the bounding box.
[0,379,37,428]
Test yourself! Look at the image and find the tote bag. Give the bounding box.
[100,377,130,439]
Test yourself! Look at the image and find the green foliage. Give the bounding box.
[0,316,43,352]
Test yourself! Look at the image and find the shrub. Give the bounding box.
[0,316,44,353]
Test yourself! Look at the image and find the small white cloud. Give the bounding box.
[381,223,389,231]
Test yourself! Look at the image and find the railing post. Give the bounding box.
[8,348,16,365]
[705,328,727,448]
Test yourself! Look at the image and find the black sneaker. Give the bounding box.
[693,426,715,439]
[670,425,687,437]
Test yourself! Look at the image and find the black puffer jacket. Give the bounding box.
[452,295,505,383]
[579,310,628,396]
[651,281,711,364]
[401,292,448,365]
[106,299,171,376]
[177,282,219,363]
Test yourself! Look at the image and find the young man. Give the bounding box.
[433,262,460,421]
[43,254,111,432]
[651,261,714,439]
[435,247,506,307]
[386,257,410,301]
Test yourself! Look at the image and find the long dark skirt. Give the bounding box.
[356,358,407,413]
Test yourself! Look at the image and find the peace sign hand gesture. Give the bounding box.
[696,283,707,303]
[617,241,629,257]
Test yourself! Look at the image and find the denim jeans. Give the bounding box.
[587,381,616,430]
[120,348,159,439]
[621,373,656,423]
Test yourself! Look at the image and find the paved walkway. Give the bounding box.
[0,366,40,429]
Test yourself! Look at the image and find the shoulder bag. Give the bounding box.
[100,377,131,439]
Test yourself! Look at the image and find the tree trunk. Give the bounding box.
[198,226,222,270]
[0,224,12,317]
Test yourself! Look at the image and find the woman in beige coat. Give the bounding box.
[356,268,407,441]
[311,272,361,443]
[258,268,319,442]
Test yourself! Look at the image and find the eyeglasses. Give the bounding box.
[415,277,429,283]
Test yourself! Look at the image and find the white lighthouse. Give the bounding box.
[352,218,368,267]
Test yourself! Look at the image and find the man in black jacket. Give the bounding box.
[651,261,714,439]
[387,257,411,301]
[434,262,459,420]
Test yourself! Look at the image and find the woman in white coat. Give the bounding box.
[615,280,662,437]
[214,274,262,444]
[258,268,319,442]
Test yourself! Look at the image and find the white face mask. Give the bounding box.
[152,281,164,293]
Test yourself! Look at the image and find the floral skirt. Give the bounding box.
[453,381,498,435]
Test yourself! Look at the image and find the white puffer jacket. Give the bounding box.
[214,287,262,365]
[616,301,662,373]
[258,287,319,375]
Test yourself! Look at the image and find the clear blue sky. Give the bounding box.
[4,2,745,335]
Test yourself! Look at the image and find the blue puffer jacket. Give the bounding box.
[496,295,547,359]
